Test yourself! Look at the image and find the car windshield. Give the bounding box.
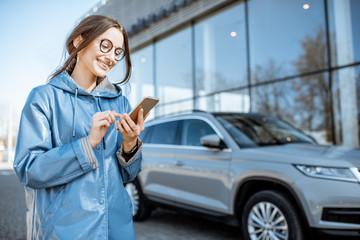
[215,113,316,148]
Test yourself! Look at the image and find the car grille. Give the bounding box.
[322,208,360,224]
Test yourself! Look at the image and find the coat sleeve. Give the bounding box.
[116,139,143,183]
[13,87,94,189]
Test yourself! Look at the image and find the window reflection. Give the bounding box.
[251,73,332,144]
[215,113,315,148]
[157,99,193,117]
[248,0,327,82]
[129,46,156,119]
[128,45,155,116]
[149,121,181,145]
[194,3,247,95]
[107,57,127,84]
[328,0,360,67]
[332,66,360,147]
[181,119,216,146]
[358,69,360,144]
[155,27,193,110]
[114,0,360,148]
[196,90,250,112]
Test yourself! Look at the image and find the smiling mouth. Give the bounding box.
[98,60,110,70]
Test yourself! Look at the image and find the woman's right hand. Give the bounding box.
[88,110,121,148]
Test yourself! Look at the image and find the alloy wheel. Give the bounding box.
[247,201,289,240]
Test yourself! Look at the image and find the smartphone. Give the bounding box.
[129,96,160,122]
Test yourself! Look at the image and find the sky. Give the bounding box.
[0,0,100,132]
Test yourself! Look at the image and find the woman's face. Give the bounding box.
[78,27,124,78]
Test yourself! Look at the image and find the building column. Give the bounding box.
[333,0,359,148]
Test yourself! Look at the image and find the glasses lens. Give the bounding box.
[115,48,125,61]
[100,39,112,53]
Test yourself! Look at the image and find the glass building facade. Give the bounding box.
[104,0,360,148]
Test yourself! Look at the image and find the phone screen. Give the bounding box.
[129,97,159,122]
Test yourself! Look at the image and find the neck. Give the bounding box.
[71,64,97,93]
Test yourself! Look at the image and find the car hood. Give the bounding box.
[243,143,360,168]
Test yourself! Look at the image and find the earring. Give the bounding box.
[76,54,79,62]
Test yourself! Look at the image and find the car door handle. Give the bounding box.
[174,160,185,167]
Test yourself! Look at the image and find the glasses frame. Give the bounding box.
[96,38,125,61]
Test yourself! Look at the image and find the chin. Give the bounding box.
[93,66,108,78]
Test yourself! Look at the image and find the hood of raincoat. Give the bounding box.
[49,71,122,98]
[48,71,123,138]
[13,71,141,240]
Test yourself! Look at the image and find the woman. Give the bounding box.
[13,15,145,239]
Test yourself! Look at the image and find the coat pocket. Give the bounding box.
[37,186,64,239]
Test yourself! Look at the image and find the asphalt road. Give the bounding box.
[134,209,241,240]
[0,170,26,240]
[0,165,241,240]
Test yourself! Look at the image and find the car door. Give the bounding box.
[169,117,232,214]
[139,120,183,202]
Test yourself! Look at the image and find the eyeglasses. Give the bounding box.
[97,38,125,61]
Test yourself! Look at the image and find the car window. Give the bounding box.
[149,121,181,145]
[181,119,216,146]
[215,113,315,147]
[216,117,258,148]
[139,126,152,143]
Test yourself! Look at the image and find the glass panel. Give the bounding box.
[149,121,181,145]
[251,73,332,144]
[196,89,250,112]
[107,56,127,83]
[248,0,327,82]
[358,69,360,144]
[328,0,360,67]
[155,27,193,105]
[128,46,156,120]
[156,99,193,117]
[181,119,216,146]
[332,66,360,147]
[194,3,247,95]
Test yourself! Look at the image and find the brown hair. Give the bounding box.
[49,15,131,84]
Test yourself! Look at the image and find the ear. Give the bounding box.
[73,35,83,49]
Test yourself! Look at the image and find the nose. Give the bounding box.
[105,52,116,65]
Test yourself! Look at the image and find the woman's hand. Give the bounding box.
[116,108,148,152]
[88,110,121,149]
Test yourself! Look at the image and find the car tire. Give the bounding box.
[241,190,304,240]
[125,179,152,221]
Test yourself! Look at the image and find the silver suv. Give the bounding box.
[126,111,360,239]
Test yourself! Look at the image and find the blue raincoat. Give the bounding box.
[13,71,142,239]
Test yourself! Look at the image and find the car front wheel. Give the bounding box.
[125,180,152,221]
[241,190,304,240]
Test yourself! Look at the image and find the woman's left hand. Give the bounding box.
[116,108,148,152]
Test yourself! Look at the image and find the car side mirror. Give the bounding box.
[200,134,226,149]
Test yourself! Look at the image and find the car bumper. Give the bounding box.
[294,176,360,234]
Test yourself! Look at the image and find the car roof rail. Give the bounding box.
[192,109,208,113]
[146,109,210,121]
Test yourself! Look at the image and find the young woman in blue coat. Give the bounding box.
[14,15,146,239]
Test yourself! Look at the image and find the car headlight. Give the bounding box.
[294,165,360,183]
